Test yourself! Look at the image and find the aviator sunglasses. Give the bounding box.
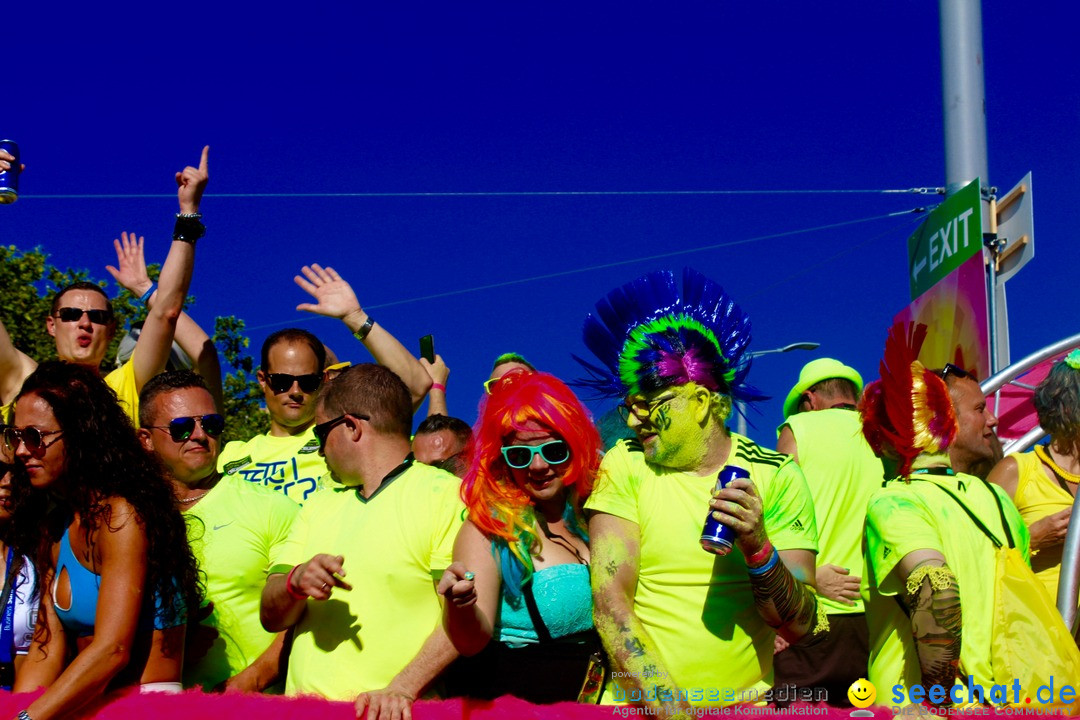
[2,426,64,454]
[266,373,323,394]
[144,414,226,442]
[56,307,113,325]
[501,440,571,469]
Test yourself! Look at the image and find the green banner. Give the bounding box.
[907,179,982,299]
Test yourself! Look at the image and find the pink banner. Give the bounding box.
[893,253,990,382]
[1,691,1076,719]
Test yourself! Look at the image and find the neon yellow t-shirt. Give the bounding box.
[1,400,11,425]
[862,471,1030,693]
[1010,449,1071,599]
[584,436,819,707]
[217,427,328,505]
[104,359,139,423]
[182,474,298,690]
[273,459,463,700]
[779,408,884,614]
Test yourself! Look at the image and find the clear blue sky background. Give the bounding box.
[4,3,1077,445]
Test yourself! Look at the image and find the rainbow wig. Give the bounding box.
[462,368,602,599]
[575,268,764,405]
[860,322,958,477]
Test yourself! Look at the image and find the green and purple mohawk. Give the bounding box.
[575,268,765,404]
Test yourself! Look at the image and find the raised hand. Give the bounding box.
[105,231,153,296]
[295,264,363,321]
[420,355,449,386]
[176,145,210,214]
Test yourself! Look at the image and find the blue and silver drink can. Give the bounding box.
[700,464,749,555]
[0,140,19,204]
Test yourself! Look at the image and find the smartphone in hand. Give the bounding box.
[419,334,435,363]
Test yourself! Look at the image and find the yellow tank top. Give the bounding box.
[1012,447,1074,597]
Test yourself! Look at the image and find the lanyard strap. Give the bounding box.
[0,547,19,670]
[927,480,1015,549]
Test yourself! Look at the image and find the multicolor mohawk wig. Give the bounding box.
[574,268,764,403]
[860,321,958,476]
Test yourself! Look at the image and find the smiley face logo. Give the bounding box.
[848,678,876,708]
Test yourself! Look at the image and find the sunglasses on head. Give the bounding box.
[2,426,64,454]
[313,413,370,449]
[935,363,974,382]
[266,373,323,394]
[56,307,112,325]
[145,414,225,442]
[501,440,571,469]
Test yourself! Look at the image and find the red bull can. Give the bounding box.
[700,464,749,555]
[0,140,18,204]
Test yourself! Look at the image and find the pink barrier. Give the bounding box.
[1,691,1075,719]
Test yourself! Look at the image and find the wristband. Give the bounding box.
[138,283,157,304]
[173,213,206,244]
[353,315,375,341]
[746,548,780,577]
[745,540,774,568]
[430,383,447,392]
[285,565,307,601]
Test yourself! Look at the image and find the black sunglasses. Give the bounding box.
[2,426,64,454]
[266,373,323,394]
[56,307,112,325]
[314,413,370,448]
[934,363,974,382]
[145,414,225,442]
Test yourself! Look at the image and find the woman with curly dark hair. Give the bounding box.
[6,361,202,719]
[0,451,43,691]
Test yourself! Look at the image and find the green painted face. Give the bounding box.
[625,384,710,470]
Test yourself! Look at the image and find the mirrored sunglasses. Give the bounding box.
[145,414,225,442]
[501,440,571,469]
[267,373,323,394]
[56,307,112,325]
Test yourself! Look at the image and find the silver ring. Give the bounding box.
[322,582,329,591]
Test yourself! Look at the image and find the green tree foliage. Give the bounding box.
[0,244,267,441]
[213,315,269,444]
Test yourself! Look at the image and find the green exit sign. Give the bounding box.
[907,179,982,300]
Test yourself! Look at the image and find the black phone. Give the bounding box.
[419,334,435,363]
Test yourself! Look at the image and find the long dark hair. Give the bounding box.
[16,362,202,635]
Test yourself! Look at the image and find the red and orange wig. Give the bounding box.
[860,322,958,477]
[462,369,601,593]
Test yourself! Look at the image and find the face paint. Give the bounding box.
[651,405,673,431]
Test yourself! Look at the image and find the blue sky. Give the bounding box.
[4,3,1077,444]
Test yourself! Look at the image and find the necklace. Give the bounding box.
[177,492,208,504]
[1035,445,1080,495]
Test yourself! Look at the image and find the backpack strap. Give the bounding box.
[925,481,1011,549]
[522,578,554,643]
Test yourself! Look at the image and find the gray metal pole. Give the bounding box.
[940,0,1002,374]
[939,0,990,198]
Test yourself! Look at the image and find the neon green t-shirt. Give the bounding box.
[779,408,884,614]
[217,427,328,505]
[104,358,139,423]
[273,459,463,700]
[1,400,11,425]
[182,473,298,690]
[862,471,1030,693]
[585,435,819,707]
